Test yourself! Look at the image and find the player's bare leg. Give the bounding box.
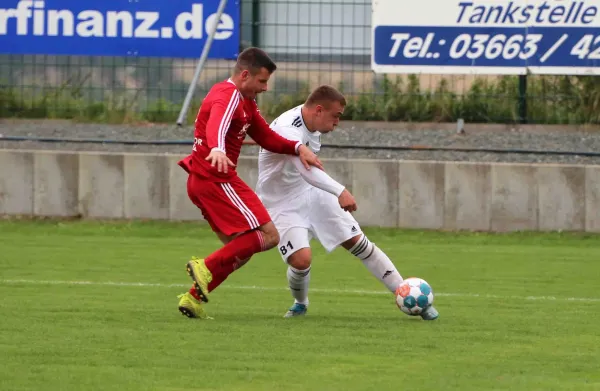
[342,234,438,320]
[284,248,312,318]
[186,221,279,303]
[255,221,281,249]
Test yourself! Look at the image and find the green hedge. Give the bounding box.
[1,75,599,125]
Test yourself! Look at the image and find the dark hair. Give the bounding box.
[234,47,277,75]
[305,85,347,107]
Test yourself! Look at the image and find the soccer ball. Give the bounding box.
[395,277,434,316]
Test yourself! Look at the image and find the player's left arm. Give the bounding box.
[248,105,323,170]
[289,157,344,196]
[289,157,357,212]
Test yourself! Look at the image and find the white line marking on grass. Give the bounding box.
[2,279,600,303]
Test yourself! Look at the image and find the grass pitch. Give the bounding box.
[1,219,599,391]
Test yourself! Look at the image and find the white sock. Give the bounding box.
[349,234,403,293]
[287,266,311,306]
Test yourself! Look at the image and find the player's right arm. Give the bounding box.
[204,87,239,173]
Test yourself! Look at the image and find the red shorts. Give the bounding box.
[186,173,271,236]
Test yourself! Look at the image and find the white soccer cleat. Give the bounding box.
[420,305,439,321]
[283,303,307,318]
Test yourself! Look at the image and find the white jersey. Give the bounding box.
[256,105,322,207]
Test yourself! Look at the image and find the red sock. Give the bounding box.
[207,256,252,292]
[188,234,259,299]
[204,230,265,280]
[189,286,202,301]
[189,269,233,299]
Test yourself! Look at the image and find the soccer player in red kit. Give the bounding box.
[176,47,323,319]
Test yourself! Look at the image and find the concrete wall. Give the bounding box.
[1,149,598,233]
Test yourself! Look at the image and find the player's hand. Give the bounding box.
[338,189,357,213]
[297,144,324,171]
[206,149,235,173]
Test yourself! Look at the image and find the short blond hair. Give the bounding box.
[305,85,346,107]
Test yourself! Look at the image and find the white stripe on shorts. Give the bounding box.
[220,183,260,229]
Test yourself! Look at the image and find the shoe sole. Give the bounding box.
[283,312,307,318]
[179,306,212,320]
[186,261,209,303]
[179,306,197,318]
[421,312,439,321]
[283,310,307,318]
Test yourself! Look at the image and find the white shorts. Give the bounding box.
[267,188,363,262]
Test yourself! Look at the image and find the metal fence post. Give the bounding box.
[518,75,528,124]
[176,0,230,126]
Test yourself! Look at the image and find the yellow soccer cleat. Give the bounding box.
[186,257,213,303]
[177,292,212,320]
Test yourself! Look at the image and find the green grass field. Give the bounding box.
[1,219,599,391]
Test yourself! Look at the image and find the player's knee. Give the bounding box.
[341,233,364,251]
[258,223,280,250]
[287,249,312,270]
[263,232,279,250]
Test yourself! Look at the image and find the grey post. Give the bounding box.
[176,0,230,126]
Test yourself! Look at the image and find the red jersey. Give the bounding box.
[183,79,301,181]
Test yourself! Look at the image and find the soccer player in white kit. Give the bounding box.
[255,85,439,320]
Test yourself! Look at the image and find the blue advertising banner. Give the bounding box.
[0,0,240,58]
[372,0,600,75]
